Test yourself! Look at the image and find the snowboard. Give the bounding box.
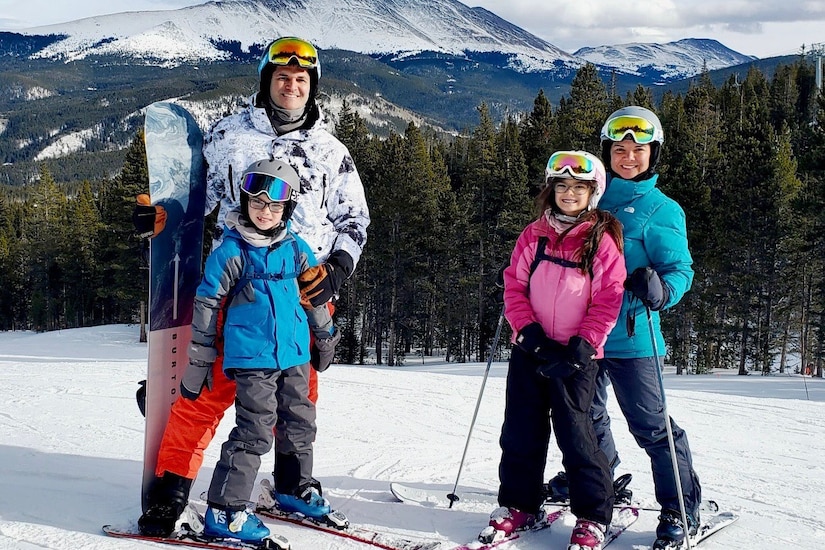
[141,101,207,511]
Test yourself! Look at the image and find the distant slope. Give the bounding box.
[575,38,757,82]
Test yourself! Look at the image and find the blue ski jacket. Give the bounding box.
[598,174,694,358]
[191,225,316,372]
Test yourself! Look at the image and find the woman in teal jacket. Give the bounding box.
[548,106,701,550]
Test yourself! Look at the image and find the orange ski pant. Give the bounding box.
[154,304,329,479]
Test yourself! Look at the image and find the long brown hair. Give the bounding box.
[535,183,624,277]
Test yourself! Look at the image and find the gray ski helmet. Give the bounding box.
[600,105,664,179]
[240,158,301,225]
[257,37,320,106]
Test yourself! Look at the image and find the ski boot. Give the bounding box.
[652,508,699,549]
[258,479,349,530]
[546,472,633,506]
[138,472,193,537]
[545,471,569,503]
[204,507,270,542]
[613,473,633,505]
[568,518,607,550]
[478,506,542,544]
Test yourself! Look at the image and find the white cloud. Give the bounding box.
[472,0,825,56]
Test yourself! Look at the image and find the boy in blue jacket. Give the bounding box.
[180,158,333,543]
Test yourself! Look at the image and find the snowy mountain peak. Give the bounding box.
[574,38,757,81]
[22,0,577,70]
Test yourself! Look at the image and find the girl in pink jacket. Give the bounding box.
[484,151,626,550]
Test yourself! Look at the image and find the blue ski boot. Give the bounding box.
[204,507,270,542]
[273,485,331,519]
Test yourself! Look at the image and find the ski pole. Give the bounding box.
[646,306,693,549]
[447,301,506,508]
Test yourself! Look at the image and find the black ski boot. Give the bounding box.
[653,508,699,549]
[613,473,633,505]
[544,472,569,503]
[545,472,633,506]
[138,472,194,537]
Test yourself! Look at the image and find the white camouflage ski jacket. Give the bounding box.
[202,95,370,266]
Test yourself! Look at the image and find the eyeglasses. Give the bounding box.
[603,114,658,144]
[248,197,286,213]
[546,151,597,180]
[554,183,591,195]
[242,172,296,202]
[258,37,319,75]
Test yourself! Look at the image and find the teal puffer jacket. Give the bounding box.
[598,174,694,358]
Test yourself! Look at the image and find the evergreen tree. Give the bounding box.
[63,180,103,326]
[26,166,68,330]
[97,131,149,324]
[555,63,609,152]
[518,89,557,191]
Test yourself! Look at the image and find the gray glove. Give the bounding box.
[181,343,217,400]
[180,360,213,400]
[312,328,342,373]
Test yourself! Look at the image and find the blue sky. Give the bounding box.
[0,0,823,58]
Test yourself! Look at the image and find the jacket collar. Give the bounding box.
[601,173,659,209]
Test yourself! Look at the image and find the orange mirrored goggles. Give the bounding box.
[258,37,318,74]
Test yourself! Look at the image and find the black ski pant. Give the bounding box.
[498,347,614,525]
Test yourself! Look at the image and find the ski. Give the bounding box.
[102,525,289,550]
[390,482,720,514]
[652,511,739,549]
[104,504,289,550]
[390,482,500,509]
[602,506,640,548]
[449,507,567,550]
[255,481,439,550]
[141,101,207,512]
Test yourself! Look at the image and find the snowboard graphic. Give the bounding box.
[142,102,206,511]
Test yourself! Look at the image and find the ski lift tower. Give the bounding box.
[813,43,824,91]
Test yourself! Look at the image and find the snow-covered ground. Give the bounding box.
[1,325,824,549]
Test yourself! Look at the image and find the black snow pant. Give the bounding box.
[498,346,614,525]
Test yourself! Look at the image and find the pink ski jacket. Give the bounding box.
[503,214,626,357]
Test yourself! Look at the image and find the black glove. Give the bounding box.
[515,323,564,363]
[625,267,670,311]
[132,194,167,239]
[180,360,213,400]
[311,327,342,372]
[564,335,597,371]
[298,250,354,308]
[536,335,597,379]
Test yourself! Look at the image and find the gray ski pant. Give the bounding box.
[207,363,316,511]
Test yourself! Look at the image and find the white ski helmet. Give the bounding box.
[600,105,664,179]
[545,150,607,212]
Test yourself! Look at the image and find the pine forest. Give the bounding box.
[0,60,823,377]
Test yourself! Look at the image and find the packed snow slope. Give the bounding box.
[0,325,823,549]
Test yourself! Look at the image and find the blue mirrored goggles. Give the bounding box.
[241,172,295,202]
